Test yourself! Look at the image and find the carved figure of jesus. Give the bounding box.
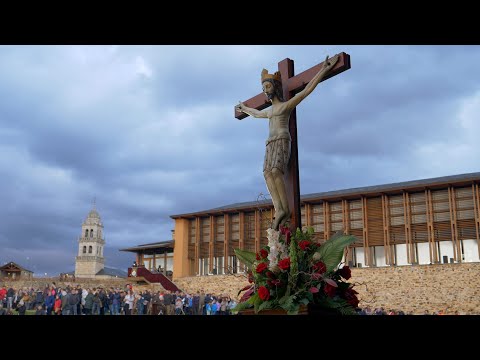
[236,55,339,230]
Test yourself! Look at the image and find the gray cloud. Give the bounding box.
[1,45,480,275]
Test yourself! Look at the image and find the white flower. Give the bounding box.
[267,228,288,272]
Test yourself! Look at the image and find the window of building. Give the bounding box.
[83,246,86,254]
[88,246,92,254]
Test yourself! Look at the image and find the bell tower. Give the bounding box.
[75,199,105,278]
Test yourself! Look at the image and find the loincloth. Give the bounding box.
[263,135,291,173]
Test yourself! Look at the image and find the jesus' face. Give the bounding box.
[262,81,275,101]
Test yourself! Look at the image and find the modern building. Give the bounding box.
[170,172,480,279]
[0,262,33,280]
[74,204,127,279]
[119,240,174,275]
[118,240,180,291]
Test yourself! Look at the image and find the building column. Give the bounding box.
[323,202,330,241]
[473,183,480,259]
[403,192,413,264]
[426,189,438,263]
[362,196,370,266]
[448,186,461,262]
[224,213,230,274]
[382,194,392,266]
[342,199,354,264]
[172,218,190,280]
[255,210,260,254]
[209,216,214,273]
[342,200,350,235]
[239,212,245,272]
[195,217,200,275]
[164,252,167,275]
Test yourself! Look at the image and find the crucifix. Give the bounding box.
[235,52,351,231]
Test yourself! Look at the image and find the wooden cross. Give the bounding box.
[234,52,351,231]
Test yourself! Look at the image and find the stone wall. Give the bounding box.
[352,262,480,314]
[174,262,480,314]
[0,277,131,291]
[174,274,249,300]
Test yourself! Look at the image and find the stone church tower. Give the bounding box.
[75,203,105,278]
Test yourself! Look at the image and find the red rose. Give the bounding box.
[280,225,291,244]
[271,279,282,286]
[260,249,268,259]
[256,262,268,273]
[324,282,336,298]
[267,279,283,288]
[313,261,326,274]
[266,271,275,279]
[278,257,291,270]
[298,240,311,251]
[285,229,291,245]
[338,266,351,280]
[343,287,359,307]
[258,286,270,301]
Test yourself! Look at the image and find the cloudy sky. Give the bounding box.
[1,45,479,276]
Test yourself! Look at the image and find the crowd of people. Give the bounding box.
[0,284,466,315]
[0,283,238,315]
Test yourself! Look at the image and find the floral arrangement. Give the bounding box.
[234,225,359,315]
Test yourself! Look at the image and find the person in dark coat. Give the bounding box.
[17,300,26,315]
[45,291,55,315]
[35,305,46,315]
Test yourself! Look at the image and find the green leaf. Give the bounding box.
[278,294,289,305]
[287,304,300,315]
[307,226,315,236]
[247,292,260,305]
[315,232,356,272]
[279,295,294,310]
[295,228,303,239]
[253,295,263,313]
[231,301,253,313]
[299,298,310,305]
[314,297,357,315]
[234,248,257,269]
[258,300,273,311]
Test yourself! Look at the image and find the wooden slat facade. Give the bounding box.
[311,204,325,242]
[474,184,480,258]
[176,180,480,277]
